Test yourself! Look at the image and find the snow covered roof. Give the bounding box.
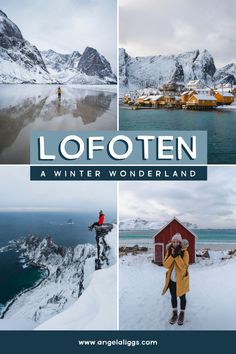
[181,90,195,96]
[216,91,234,97]
[138,95,148,99]
[149,95,164,100]
[152,217,198,239]
[193,94,216,101]
[181,91,190,96]
[188,79,200,85]
[195,88,211,92]
[142,95,164,101]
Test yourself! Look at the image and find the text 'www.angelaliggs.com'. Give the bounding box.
[78,338,158,347]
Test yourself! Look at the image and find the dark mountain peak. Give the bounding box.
[0,9,7,17]
[0,9,23,40]
[71,50,81,57]
[202,48,210,54]
[83,46,98,55]
[0,11,53,83]
[193,49,216,78]
[78,46,113,78]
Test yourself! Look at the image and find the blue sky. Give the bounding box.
[0,0,117,71]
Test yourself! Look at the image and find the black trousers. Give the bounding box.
[91,222,99,229]
[168,280,186,310]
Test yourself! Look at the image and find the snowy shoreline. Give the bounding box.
[0,83,117,92]
[0,226,117,330]
[0,266,49,319]
[119,242,236,251]
[197,243,236,250]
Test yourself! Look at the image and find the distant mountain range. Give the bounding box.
[119,218,198,231]
[0,10,116,84]
[120,48,236,92]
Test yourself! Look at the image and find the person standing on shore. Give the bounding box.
[162,234,190,326]
[56,86,62,100]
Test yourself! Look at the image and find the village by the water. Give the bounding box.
[123,80,236,111]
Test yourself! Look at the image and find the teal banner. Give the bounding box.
[30,131,207,165]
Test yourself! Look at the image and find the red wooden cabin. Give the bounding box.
[153,217,197,265]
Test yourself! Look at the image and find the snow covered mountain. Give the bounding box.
[120,48,235,92]
[120,218,163,231]
[0,10,117,84]
[120,218,198,231]
[41,47,117,84]
[0,226,116,329]
[214,63,236,85]
[0,10,53,83]
[41,49,77,72]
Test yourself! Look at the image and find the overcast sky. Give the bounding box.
[0,0,117,71]
[0,166,117,215]
[120,0,236,68]
[120,167,236,229]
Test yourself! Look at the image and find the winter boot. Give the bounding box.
[177,311,185,326]
[169,309,178,325]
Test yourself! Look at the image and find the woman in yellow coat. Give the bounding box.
[162,233,189,326]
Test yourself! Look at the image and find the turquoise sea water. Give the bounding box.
[120,229,236,247]
[0,211,116,312]
[119,107,236,164]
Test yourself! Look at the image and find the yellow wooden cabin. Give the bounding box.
[149,95,165,106]
[180,90,196,104]
[214,91,234,105]
[123,96,132,104]
[186,94,217,108]
[136,95,148,105]
[143,96,153,106]
[165,96,181,106]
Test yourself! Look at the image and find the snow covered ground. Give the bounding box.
[37,264,117,330]
[120,251,236,330]
[36,225,117,330]
[217,101,236,111]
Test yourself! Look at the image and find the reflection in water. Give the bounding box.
[0,97,48,155]
[0,84,117,164]
[73,94,113,124]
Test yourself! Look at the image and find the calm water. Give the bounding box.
[119,107,236,164]
[0,211,116,310]
[120,229,236,247]
[0,84,117,164]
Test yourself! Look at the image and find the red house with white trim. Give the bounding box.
[153,217,197,265]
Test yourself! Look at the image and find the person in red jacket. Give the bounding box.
[88,210,105,230]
